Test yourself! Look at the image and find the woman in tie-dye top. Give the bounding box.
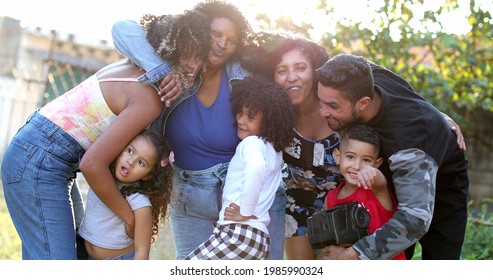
[1,10,210,259]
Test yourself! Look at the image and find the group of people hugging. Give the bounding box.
[1,0,469,260]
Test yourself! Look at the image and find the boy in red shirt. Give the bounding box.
[322,124,406,260]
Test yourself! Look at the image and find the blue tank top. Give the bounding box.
[165,68,240,170]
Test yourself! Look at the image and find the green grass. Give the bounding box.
[0,190,22,260]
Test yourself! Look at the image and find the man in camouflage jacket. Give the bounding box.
[316,54,469,260]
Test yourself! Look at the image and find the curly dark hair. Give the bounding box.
[241,30,329,90]
[140,10,211,87]
[230,76,294,152]
[193,0,253,61]
[112,130,173,244]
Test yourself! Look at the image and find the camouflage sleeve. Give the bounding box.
[352,148,437,260]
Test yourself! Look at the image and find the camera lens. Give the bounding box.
[351,206,370,228]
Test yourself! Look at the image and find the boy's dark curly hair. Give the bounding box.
[140,10,211,87]
[230,76,294,152]
[112,130,173,244]
[193,0,253,61]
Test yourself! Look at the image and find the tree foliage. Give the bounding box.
[255,0,493,131]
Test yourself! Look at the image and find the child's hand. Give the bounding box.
[357,165,379,190]
[224,203,257,222]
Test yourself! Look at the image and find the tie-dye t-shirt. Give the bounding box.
[39,75,117,150]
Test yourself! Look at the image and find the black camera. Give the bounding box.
[307,202,370,249]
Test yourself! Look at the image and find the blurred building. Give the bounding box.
[0,16,122,155]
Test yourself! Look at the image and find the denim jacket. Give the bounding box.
[111,19,251,134]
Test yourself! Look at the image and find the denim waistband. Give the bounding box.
[28,109,58,137]
[28,111,85,154]
[172,162,229,183]
[102,250,135,260]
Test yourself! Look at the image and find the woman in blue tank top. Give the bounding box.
[111,1,289,260]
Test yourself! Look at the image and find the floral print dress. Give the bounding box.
[283,130,343,237]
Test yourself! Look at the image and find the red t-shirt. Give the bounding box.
[326,182,406,260]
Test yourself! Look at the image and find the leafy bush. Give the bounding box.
[461,198,493,260]
[409,199,493,260]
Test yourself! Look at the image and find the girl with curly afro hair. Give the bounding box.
[184,76,294,260]
[78,129,173,260]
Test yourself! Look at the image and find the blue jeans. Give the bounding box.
[1,112,84,259]
[103,250,135,260]
[86,250,135,260]
[169,163,228,260]
[267,183,287,260]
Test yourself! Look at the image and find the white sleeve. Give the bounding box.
[239,137,267,216]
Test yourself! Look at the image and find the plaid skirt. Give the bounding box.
[184,223,270,260]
